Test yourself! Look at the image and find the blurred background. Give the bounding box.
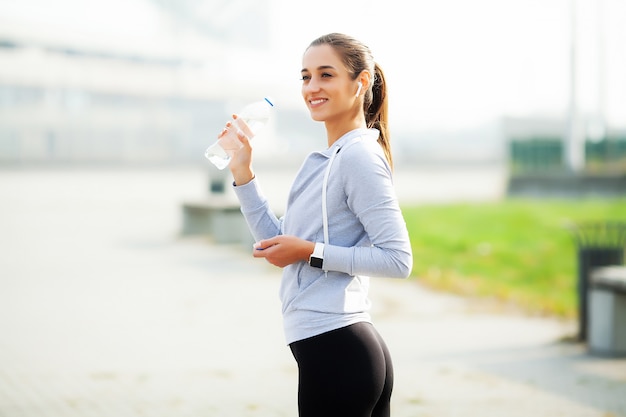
[1,1,626,415]
[1,0,625,173]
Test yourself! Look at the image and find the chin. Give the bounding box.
[308,110,325,122]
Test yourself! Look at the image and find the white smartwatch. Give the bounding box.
[309,242,324,269]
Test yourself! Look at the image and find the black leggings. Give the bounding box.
[289,322,394,417]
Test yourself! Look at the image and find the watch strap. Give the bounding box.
[309,242,324,268]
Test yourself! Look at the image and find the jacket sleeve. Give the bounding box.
[323,143,413,279]
[232,178,283,242]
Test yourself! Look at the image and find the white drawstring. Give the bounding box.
[321,145,341,276]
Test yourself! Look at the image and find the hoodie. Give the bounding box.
[233,128,413,344]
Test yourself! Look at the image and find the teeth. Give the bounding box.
[311,99,326,105]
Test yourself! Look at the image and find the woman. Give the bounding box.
[222,33,413,417]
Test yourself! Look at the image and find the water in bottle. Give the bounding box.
[205,97,274,169]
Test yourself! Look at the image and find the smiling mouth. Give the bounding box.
[310,98,327,106]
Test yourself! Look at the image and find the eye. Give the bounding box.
[300,74,310,81]
[321,72,332,78]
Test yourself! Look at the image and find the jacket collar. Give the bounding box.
[319,128,380,158]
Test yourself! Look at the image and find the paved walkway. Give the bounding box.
[1,168,625,417]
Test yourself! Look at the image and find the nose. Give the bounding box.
[303,77,321,95]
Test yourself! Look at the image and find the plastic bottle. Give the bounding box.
[205,97,275,169]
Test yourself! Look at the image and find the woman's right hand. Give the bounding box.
[224,115,255,186]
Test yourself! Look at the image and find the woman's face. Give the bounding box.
[301,44,359,123]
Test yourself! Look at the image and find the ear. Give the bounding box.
[357,71,372,93]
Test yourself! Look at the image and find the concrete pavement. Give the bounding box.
[1,167,625,416]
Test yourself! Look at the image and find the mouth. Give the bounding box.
[309,98,327,107]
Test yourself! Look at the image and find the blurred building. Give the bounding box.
[0,0,320,166]
[1,0,624,173]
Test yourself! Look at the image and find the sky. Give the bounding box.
[267,0,626,132]
[1,0,624,134]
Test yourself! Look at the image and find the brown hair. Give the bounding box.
[308,33,393,170]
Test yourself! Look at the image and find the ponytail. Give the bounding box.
[365,63,392,170]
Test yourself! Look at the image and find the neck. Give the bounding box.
[325,116,367,148]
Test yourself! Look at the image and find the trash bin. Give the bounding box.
[588,266,626,357]
[569,221,626,341]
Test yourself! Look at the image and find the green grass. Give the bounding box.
[402,198,626,317]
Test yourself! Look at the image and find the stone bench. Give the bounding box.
[588,265,626,357]
[181,196,254,247]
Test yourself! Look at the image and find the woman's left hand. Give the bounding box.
[253,235,315,268]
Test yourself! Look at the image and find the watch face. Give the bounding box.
[310,257,323,268]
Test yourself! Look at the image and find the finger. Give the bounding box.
[254,238,278,250]
[253,239,271,250]
[236,129,251,146]
[252,248,266,258]
[232,115,254,138]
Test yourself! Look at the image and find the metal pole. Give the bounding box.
[565,0,585,173]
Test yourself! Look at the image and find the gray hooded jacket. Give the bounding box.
[233,128,413,344]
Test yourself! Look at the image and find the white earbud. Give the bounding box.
[355,81,363,97]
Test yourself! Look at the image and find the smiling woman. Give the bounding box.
[219,32,413,416]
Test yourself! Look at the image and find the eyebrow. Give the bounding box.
[301,65,337,73]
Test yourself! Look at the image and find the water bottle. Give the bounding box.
[205,97,275,169]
